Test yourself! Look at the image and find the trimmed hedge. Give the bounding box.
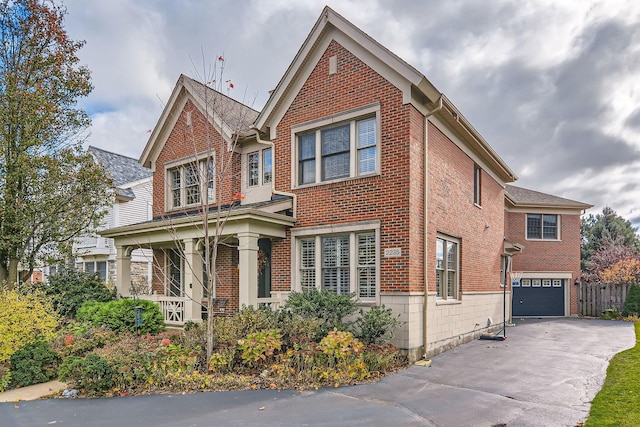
[77,299,165,334]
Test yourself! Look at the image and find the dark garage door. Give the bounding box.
[512,278,565,317]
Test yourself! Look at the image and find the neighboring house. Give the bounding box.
[505,184,592,317]
[75,146,153,292]
[102,7,588,359]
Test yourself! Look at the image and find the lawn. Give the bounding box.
[586,321,640,427]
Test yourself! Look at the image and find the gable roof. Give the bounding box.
[88,146,152,199]
[253,6,517,183]
[505,184,592,210]
[139,74,259,168]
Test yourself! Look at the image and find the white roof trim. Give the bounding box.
[254,6,439,136]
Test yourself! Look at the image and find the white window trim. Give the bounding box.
[243,148,273,189]
[291,103,381,188]
[436,233,460,301]
[247,151,259,187]
[291,221,381,303]
[164,153,215,211]
[525,213,561,241]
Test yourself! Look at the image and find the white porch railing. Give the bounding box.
[139,295,186,326]
[139,292,289,326]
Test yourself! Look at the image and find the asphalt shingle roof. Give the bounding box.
[505,184,591,209]
[88,146,152,195]
[181,75,259,133]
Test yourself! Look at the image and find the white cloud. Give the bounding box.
[60,0,640,227]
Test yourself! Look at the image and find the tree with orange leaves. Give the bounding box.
[0,0,111,287]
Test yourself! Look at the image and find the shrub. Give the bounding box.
[623,284,640,317]
[238,329,282,367]
[58,354,114,394]
[232,306,278,338]
[77,299,165,334]
[51,327,120,358]
[351,305,403,345]
[0,288,59,363]
[363,344,406,374]
[93,334,160,391]
[0,363,10,393]
[37,269,117,318]
[601,306,622,320]
[284,290,358,338]
[10,341,60,387]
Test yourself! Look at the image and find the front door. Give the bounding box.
[257,238,272,298]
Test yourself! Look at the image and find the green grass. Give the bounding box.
[586,322,640,427]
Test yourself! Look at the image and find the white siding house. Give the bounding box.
[74,146,153,292]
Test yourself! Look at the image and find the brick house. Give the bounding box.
[103,7,588,359]
[505,185,592,317]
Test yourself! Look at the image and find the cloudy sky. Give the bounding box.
[62,0,640,227]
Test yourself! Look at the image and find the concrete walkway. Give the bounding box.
[0,318,634,427]
[0,380,66,403]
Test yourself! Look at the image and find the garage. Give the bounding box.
[512,278,565,317]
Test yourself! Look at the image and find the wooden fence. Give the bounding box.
[579,282,632,317]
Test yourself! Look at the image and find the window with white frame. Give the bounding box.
[295,112,378,186]
[167,157,215,209]
[246,148,273,187]
[248,152,259,187]
[263,148,273,184]
[526,214,559,240]
[436,235,459,299]
[297,230,377,299]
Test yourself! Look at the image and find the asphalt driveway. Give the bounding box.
[0,318,634,427]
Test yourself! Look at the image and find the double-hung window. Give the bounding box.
[526,214,559,240]
[296,224,379,300]
[294,105,379,186]
[167,157,215,209]
[436,235,460,300]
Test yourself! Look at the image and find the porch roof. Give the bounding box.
[100,198,295,246]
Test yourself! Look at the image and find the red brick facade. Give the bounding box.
[427,124,505,294]
[152,99,240,218]
[505,210,582,314]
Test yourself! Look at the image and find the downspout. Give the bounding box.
[422,95,443,359]
[250,127,298,218]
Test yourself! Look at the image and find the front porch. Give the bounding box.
[101,201,295,326]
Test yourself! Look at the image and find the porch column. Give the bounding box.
[237,231,260,308]
[116,246,132,297]
[183,238,203,323]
